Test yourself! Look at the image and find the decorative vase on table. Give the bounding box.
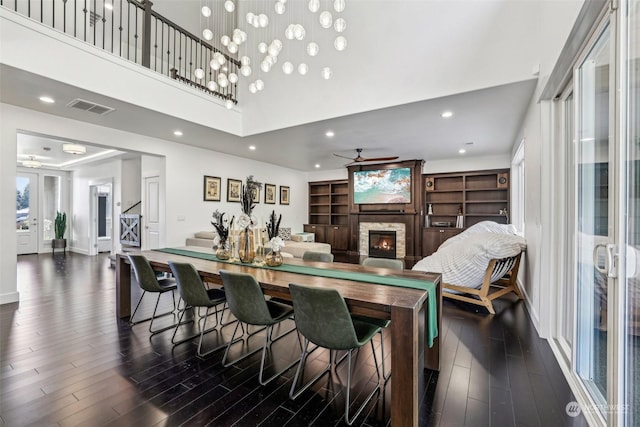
[238,227,256,263]
[237,175,263,264]
[265,209,284,267]
[211,209,233,260]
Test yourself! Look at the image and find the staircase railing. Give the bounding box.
[1,0,238,104]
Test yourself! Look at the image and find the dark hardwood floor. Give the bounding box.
[1,253,588,426]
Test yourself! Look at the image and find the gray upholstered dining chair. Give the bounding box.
[168,261,230,357]
[288,283,381,426]
[301,250,334,262]
[219,270,300,385]
[358,257,404,382]
[128,254,178,335]
[361,257,404,270]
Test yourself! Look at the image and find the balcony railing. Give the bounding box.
[1,0,239,105]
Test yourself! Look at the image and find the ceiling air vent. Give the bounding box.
[67,99,115,115]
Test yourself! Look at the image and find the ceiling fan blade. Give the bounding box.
[333,153,355,160]
[357,156,399,162]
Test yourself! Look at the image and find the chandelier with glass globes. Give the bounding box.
[196,0,348,106]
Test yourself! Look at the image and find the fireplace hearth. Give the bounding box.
[368,230,397,259]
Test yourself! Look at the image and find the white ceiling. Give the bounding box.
[1,0,578,171]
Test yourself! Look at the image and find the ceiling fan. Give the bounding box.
[333,148,399,164]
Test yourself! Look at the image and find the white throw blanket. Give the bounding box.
[412,222,526,289]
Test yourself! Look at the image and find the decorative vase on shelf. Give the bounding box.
[265,250,283,267]
[239,227,255,263]
[216,240,231,260]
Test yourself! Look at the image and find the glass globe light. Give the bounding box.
[218,78,229,88]
[306,42,319,56]
[227,41,238,54]
[249,82,257,93]
[217,73,227,82]
[228,73,238,84]
[201,6,212,17]
[246,12,255,24]
[298,63,309,75]
[268,44,279,57]
[221,35,230,46]
[334,0,345,12]
[240,65,252,76]
[319,11,332,28]
[202,29,213,41]
[273,39,283,50]
[239,30,247,43]
[207,81,218,91]
[217,54,226,65]
[258,14,268,28]
[252,15,260,28]
[282,61,294,74]
[240,56,251,66]
[334,17,346,32]
[210,59,221,70]
[294,24,306,40]
[275,1,285,14]
[285,24,295,40]
[194,68,205,79]
[260,61,271,72]
[308,0,320,13]
[224,0,235,12]
[232,33,242,45]
[281,0,287,3]
[255,79,264,91]
[321,67,333,79]
[225,99,234,109]
[334,36,347,51]
[258,42,267,54]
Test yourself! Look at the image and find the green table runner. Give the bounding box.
[154,247,438,346]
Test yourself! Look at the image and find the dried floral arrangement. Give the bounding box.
[240,175,262,216]
[266,210,282,239]
[211,210,233,243]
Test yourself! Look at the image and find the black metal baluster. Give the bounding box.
[92,0,96,45]
[118,0,122,57]
[73,0,76,37]
[178,30,181,79]
[40,0,43,22]
[126,1,130,59]
[52,0,55,28]
[101,0,105,49]
[110,0,114,53]
[133,4,137,63]
[83,0,87,41]
[63,0,66,33]
[153,16,157,71]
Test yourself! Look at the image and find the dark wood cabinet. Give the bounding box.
[306,180,350,253]
[422,169,510,256]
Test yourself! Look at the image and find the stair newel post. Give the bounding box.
[141,0,153,68]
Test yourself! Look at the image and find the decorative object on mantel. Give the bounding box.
[265,210,284,267]
[238,176,262,263]
[456,204,464,228]
[211,210,233,260]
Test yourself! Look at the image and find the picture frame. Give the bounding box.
[280,185,290,205]
[203,176,221,201]
[264,183,276,204]
[251,186,260,204]
[227,178,242,202]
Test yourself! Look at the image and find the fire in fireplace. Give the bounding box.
[369,230,397,259]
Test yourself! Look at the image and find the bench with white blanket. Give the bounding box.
[412,221,526,314]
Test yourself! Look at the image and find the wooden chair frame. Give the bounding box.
[442,252,523,314]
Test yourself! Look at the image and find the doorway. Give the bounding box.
[89,181,113,256]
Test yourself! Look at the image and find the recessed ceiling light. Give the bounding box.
[458,148,466,154]
[441,111,453,118]
[315,164,320,168]
[325,130,335,137]
[249,145,256,150]
[173,130,183,136]
[39,96,55,104]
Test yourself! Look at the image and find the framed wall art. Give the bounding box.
[264,183,276,204]
[227,178,242,202]
[203,176,221,201]
[280,185,290,205]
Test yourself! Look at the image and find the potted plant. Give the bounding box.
[52,211,67,253]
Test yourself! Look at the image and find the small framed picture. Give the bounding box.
[227,178,242,202]
[203,176,221,201]
[280,185,290,205]
[251,186,260,204]
[264,183,276,204]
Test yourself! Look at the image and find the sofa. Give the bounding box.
[185,228,331,259]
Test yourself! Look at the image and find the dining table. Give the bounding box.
[115,247,441,426]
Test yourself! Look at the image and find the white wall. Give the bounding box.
[0,103,308,304]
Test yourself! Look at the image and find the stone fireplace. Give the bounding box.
[358,222,406,258]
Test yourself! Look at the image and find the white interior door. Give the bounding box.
[16,173,38,255]
[144,176,161,249]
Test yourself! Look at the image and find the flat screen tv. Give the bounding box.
[353,167,411,204]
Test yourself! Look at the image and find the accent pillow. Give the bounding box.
[278,228,292,241]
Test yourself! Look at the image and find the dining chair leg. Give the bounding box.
[258,325,301,385]
[379,330,390,382]
[289,339,331,400]
[344,340,381,426]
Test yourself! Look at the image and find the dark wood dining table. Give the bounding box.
[115,249,441,426]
